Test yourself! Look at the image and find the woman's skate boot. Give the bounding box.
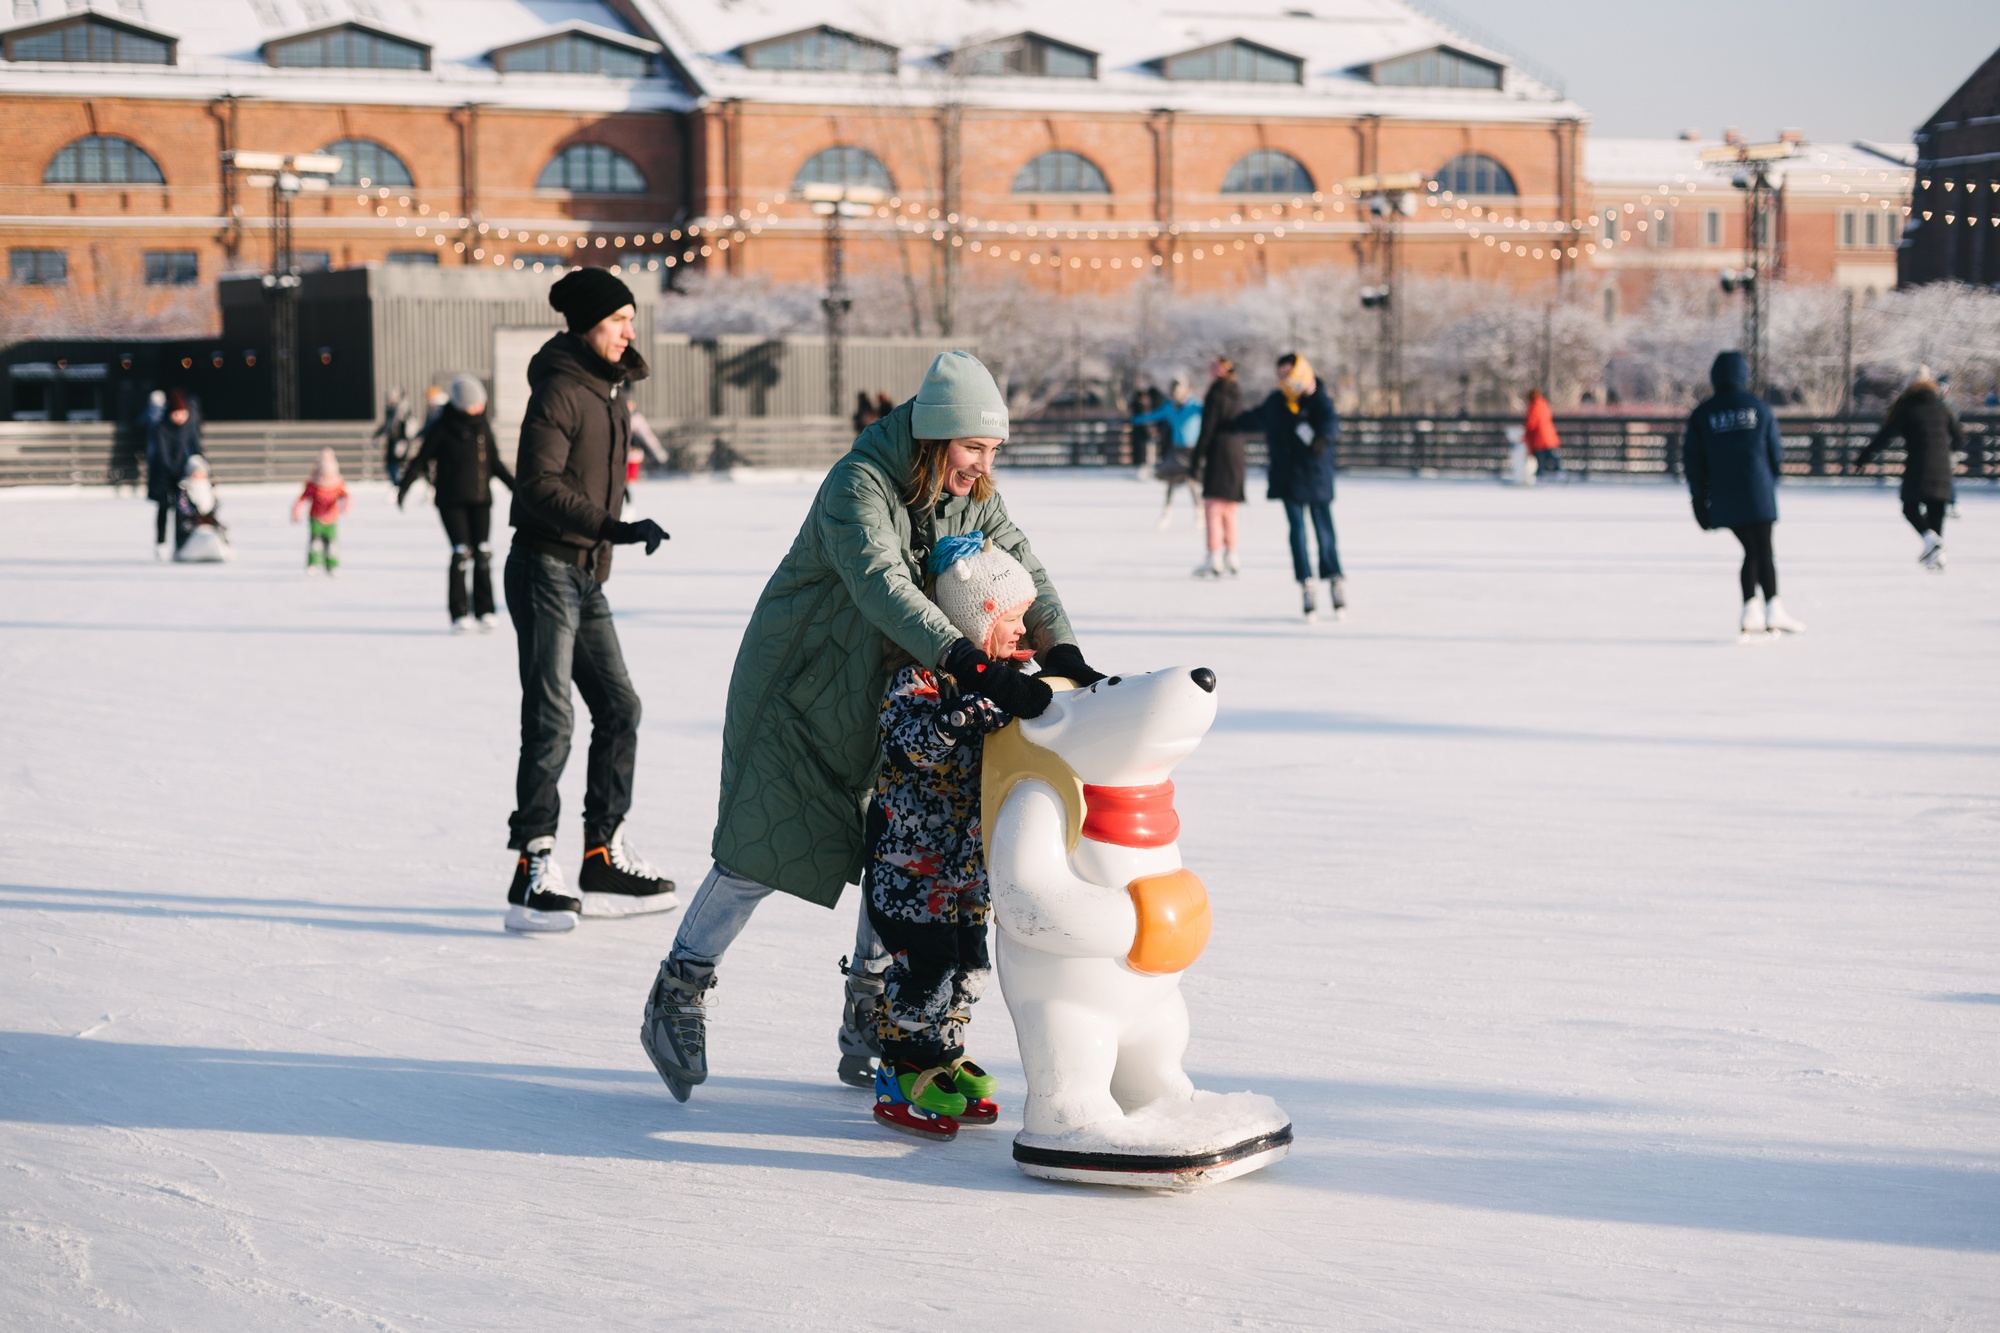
[835,955,886,1088]
[872,1062,964,1141]
[640,961,713,1102]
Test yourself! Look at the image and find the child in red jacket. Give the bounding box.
[292,449,352,575]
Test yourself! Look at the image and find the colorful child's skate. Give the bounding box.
[947,1056,999,1125]
[872,1062,963,1141]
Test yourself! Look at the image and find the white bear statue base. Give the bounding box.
[174,526,233,563]
[985,666,1291,1191]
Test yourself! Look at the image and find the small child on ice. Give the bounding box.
[866,533,1041,1141]
[291,449,351,575]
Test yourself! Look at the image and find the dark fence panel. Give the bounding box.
[998,413,2000,480]
[0,421,376,488]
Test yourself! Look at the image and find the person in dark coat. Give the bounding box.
[398,373,515,628]
[375,388,413,487]
[1684,350,1805,635]
[501,267,676,935]
[1852,367,1964,570]
[1187,356,1246,577]
[1231,352,1343,619]
[146,390,202,559]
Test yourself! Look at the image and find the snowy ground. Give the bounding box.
[1,469,1996,1331]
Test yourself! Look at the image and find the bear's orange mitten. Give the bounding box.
[1126,869,1212,975]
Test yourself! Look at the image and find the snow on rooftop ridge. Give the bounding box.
[620,0,1577,110]
[1586,137,1917,188]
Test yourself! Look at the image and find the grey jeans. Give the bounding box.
[668,861,886,983]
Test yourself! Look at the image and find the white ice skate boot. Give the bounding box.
[451,616,472,634]
[477,613,498,631]
[1299,580,1319,623]
[504,837,580,933]
[1920,533,1946,571]
[1328,576,1348,618]
[154,542,169,562]
[578,819,679,917]
[1763,597,1806,634]
[1193,551,1223,579]
[1223,549,1240,577]
[1738,597,1766,639]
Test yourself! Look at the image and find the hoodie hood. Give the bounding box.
[525,331,649,400]
[1710,351,1751,393]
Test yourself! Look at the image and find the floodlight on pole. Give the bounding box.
[1344,172,1423,412]
[222,149,345,420]
[810,184,884,415]
[1702,139,1797,394]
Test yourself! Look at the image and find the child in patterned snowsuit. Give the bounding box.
[292,449,351,574]
[865,532,1041,1137]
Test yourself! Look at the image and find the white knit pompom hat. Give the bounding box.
[931,533,1036,654]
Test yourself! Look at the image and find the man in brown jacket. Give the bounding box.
[502,267,676,934]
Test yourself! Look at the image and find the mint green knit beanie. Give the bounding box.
[911,351,1010,441]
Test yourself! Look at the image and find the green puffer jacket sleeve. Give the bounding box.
[973,497,1075,656]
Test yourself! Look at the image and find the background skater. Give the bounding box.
[1852,366,1964,571]
[1232,353,1343,620]
[1685,350,1805,638]
[400,373,514,631]
[502,268,677,934]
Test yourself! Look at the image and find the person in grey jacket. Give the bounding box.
[1684,351,1805,636]
[501,268,675,935]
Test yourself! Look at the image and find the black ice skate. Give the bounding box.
[505,836,580,934]
[578,820,679,918]
[640,961,712,1102]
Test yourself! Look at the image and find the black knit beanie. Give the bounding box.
[549,266,636,334]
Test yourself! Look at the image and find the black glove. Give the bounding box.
[1041,641,1106,687]
[937,693,1009,741]
[941,639,1052,719]
[1310,433,1332,460]
[607,518,669,555]
[1691,497,1713,531]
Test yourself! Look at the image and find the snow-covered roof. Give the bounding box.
[1586,138,1915,195]
[622,0,1583,122]
[0,0,691,111]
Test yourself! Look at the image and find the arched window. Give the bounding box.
[536,144,646,194]
[45,135,164,185]
[1221,150,1313,196]
[1432,153,1516,196]
[318,139,413,188]
[792,146,894,193]
[1012,149,1109,195]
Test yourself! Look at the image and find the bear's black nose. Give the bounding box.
[1190,667,1216,693]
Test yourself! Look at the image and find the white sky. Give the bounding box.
[1452,0,1998,142]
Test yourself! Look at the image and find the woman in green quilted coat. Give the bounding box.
[638,352,1106,1102]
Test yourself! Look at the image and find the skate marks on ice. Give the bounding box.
[6,1026,1993,1248]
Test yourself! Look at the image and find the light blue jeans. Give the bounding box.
[667,862,886,984]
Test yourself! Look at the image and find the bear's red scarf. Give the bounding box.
[1080,781,1180,848]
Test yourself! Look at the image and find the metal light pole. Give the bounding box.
[1346,171,1424,414]
[1702,140,1796,396]
[804,183,885,418]
[223,150,341,420]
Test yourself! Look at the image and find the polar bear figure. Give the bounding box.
[985,665,1290,1188]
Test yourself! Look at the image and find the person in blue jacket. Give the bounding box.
[1131,377,1204,527]
[1232,352,1343,620]
[1684,350,1805,636]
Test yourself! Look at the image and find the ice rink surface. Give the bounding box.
[1,469,1996,1330]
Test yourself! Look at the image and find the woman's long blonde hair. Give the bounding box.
[904,438,996,509]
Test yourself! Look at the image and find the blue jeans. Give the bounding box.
[504,545,641,848]
[1283,500,1341,581]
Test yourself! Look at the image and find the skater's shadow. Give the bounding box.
[0,883,498,938]
[0,1033,1035,1192]
[1229,1071,2000,1253]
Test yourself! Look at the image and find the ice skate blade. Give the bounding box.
[503,903,577,933]
[1736,630,1772,645]
[579,890,680,918]
[874,1104,958,1141]
[1014,1125,1292,1190]
[639,1030,699,1103]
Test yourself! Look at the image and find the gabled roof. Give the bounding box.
[258,19,435,67]
[734,23,898,69]
[0,5,181,62]
[1350,43,1503,83]
[488,20,664,62]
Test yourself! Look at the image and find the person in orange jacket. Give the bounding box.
[1524,388,1562,475]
